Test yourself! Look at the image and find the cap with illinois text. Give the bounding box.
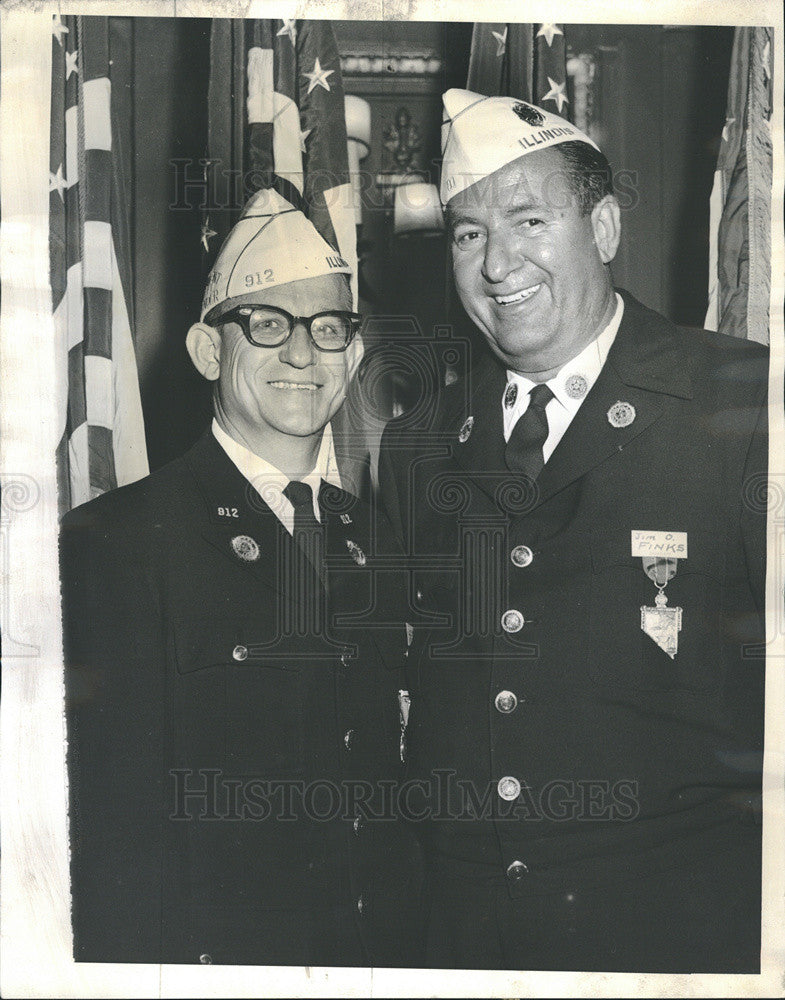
[201,188,352,322]
[439,88,600,206]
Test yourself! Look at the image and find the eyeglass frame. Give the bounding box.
[204,302,363,353]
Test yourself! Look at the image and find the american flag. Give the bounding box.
[705,27,773,344]
[205,19,357,303]
[50,15,148,517]
[467,22,571,119]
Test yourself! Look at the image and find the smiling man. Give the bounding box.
[379,90,768,972]
[60,189,424,967]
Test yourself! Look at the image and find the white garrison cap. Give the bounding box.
[201,188,352,321]
[440,88,600,205]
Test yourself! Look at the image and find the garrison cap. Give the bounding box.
[440,88,601,206]
[201,188,352,322]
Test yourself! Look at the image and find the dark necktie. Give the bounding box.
[505,383,554,480]
[282,480,325,580]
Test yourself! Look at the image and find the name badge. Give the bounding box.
[631,530,688,559]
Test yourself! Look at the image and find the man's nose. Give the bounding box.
[279,321,316,367]
[481,231,518,285]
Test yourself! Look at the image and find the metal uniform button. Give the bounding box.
[357,894,364,915]
[232,644,248,661]
[495,690,518,714]
[199,953,212,965]
[501,609,525,633]
[344,729,355,750]
[506,860,529,881]
[353,815,364,835]
[498,776,521,801]
[510,545,533,568]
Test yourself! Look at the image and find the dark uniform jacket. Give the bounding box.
[60,429,424,967]
[378,291,767,956]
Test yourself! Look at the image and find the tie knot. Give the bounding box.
[283,480,314,510]
[529,383,554,410]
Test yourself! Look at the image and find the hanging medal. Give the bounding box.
[640,555,682,659]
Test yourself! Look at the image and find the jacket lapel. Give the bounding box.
[448,355,509,506]
[185,429,287,595]
[535,292,693,508]
[322,485,406,671]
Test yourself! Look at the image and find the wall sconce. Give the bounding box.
[393,182,444,238]
[345,95,371,225]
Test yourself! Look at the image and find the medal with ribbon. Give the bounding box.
[640,556,682,659]
[632,531,688,660]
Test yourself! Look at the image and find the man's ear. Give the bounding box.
[591,195,621,265]
[186,323,222,381]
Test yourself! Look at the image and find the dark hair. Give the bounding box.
[555,140,614,216]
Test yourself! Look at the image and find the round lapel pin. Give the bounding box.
[565,374,588,399]
[458,415,474,443]
[504,383,518,409]
[346,539,367,566]
[231,534,260,562]
[607,400,636,428]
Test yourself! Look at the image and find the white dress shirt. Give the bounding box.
[502,293,624,462]
[212,418,342,534]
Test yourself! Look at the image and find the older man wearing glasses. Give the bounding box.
[60,189,424,968]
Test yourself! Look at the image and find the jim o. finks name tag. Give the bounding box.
[631,530,688,558]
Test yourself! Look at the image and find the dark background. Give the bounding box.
[128,20,733,469]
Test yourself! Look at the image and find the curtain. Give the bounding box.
[705,27,773,344]
[50,14,148,516]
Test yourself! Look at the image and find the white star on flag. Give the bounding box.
[542,76,568,113]
[65,49,79,79]
[537,24,564,47]
[50,164,68,200]
[299,128,313,153]
[277,20,297,45]
[201,218,217,252]
[303,57,333,95]
[721,117,736,143]
[491,27,507,58]
[52,16,69,45]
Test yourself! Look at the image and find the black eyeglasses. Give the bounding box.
[206,304,362,352]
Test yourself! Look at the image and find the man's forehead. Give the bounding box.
[213,274,350,323]
[450,151,573,218]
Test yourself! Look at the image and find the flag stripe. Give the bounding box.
[87,425,117,497]
[83,148,112,220]
[83,77,112,150]
[85,355,114,427]
[83,286,112,358]
[83,220,114,289]
[64,262,84,351]
[67,342,87,432]
[247,46,274,123]
[80,15,109,80]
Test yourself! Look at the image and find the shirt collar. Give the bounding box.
[505,292,624,413]
[211,418,342,525]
